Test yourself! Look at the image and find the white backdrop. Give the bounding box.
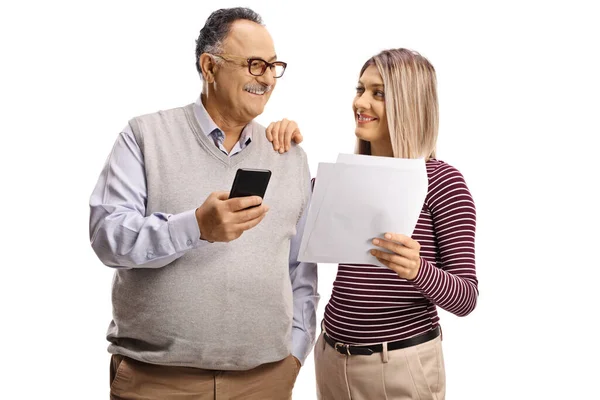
[1,1,599,399]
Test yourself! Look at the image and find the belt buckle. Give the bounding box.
[335,342,351,356]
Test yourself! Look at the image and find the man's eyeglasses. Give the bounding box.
[210,54,287,78]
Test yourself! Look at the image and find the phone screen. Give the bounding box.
[229,168,272,200]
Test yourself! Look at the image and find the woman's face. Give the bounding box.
[353,65,389,145]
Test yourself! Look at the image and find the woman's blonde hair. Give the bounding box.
[356,48,439,159]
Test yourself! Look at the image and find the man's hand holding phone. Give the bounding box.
[195,192,269,243]
[195,168,272,243]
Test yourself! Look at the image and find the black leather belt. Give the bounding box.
[323,326,441,356]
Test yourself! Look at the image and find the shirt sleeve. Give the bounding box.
[411,164,479,316]
[289,178,320,365]
[89,124,209,269]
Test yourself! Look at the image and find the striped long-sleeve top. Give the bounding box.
[323,159,478,345]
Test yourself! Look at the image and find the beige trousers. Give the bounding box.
[314,331,446,400]
[109,353,300,400]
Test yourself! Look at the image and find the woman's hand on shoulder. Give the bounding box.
[370,233,422,280]
[266,118,303,153]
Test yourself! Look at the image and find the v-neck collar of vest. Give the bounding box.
[183,103,262,168]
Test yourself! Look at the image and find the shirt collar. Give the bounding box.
[193,96,254,144]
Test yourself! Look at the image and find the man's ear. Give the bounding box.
[199,53,216,83]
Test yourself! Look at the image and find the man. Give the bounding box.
[89,7,319,399]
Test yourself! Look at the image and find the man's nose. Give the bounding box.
[259,67,276,86]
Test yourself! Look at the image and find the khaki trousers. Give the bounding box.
[109,354,300,400]
[314,331,446,400]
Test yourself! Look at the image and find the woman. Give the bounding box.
[267,48,478,400]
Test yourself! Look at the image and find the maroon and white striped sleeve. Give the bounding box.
[411,164,479,316]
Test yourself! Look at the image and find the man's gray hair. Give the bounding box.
[195,7,263,78]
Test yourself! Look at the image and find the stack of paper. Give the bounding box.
[298,154,428,267]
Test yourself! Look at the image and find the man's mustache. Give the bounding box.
[243,83,273,93]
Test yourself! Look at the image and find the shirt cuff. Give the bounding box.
[167,209,203,253]
[411,257,433,288]
[291,327,312,366]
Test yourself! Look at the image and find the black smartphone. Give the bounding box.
[229,168,272,201]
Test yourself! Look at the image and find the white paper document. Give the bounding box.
[298,154,428,267]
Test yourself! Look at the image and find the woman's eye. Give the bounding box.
[355,86,365,93]
[375,90,385,97]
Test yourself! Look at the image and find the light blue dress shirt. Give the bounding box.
[89,98,319,365]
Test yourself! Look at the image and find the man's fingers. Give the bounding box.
[227,196,264,212]
[213,191,231,201]
[232,203,269,223]
[237,212,267,232]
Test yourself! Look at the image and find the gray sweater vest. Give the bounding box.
[106,104,310,370]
